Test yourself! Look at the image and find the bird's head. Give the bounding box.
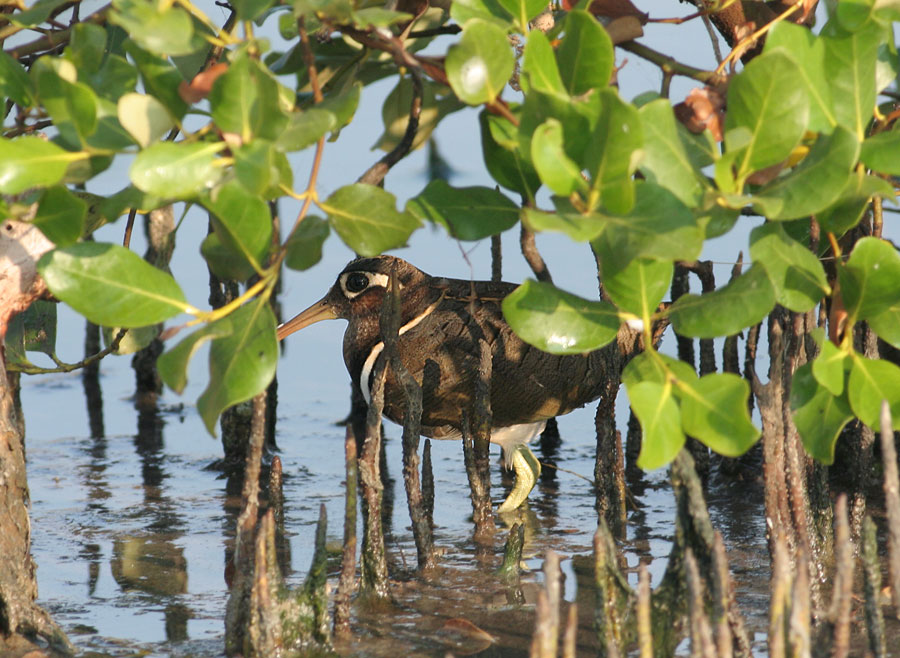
[276,255,432,340]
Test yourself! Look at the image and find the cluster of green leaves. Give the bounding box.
[2,0,899,464]
[493,5,900,468]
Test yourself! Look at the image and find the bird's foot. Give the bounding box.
[497,445,541,513]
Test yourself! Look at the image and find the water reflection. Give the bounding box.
[110,534,187,596]
[76,352,194,645]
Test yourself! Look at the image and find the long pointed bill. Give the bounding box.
[277,297,338,340]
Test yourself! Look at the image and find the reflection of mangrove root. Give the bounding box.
[530,434,900,657]
[226,506,331,656]
[530,449,752,656]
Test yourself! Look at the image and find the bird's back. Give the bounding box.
[381,277,612,435]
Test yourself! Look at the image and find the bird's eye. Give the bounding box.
[345,272,370,294]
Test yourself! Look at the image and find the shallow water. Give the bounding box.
[22,338,779,656]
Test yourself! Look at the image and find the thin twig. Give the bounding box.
[618,40,720,84]
[12,328,127,375]
[358,67,423,186]
[280,17,327,249]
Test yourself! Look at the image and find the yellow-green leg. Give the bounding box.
[497,445,541,513]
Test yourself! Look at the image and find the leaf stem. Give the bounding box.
[188,274,272,325]
[279,17,327,259]
[713,0,801,75]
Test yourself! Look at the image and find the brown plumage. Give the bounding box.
[278,255,608,445]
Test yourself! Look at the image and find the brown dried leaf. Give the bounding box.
[674,86,725,141]
[746,161,785,186]
[605,15,643,44]
[586,0,648,22]
[178,62,229,104]
[829,282,847,346]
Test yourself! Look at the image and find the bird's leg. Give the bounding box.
[497,445,541,513]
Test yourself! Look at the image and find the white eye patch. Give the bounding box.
[339,271,391,299]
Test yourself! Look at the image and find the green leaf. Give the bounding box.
[749,223,830,312]
[600,257,672,319]
[557,10,614,95]
[117,92,175,147]
[33,186,87,247]
[231,0,276,21]
[791,362,853,464]
[8,0,68,26]
[317,81,362,131]
[4,318,30,369]
[839,237,900,322]
[869,303,900,349]
[589,181,703,269]
[5,300,57,367]
[202,181,272,274]
[724,50,809,181]
[817,173,894,236]
[320,183,421,257]
[292,0,353,22]
[37,242,189,327]
[158,322,230,394]
[445,19,514,105]
[284,216,330,271]
[518,88,600,169]
[98,185,166,226]
[502,279,620,354]
[102,325,159,355]
[638,99,708,207]
[85,100,139,151]
[811,334,848,396]
[449,0,513,28]
[210,53,289,143]
[628,381,685,471]
[622,351,697,391]
[823,21,880,139]
[352,7,413,27]
[0,52,34,107]
[751,127,859,221]
[278,108,336,152]
[87,53,139,102]
[124,40,188,120]
[406,180,519,240]
[521,30,566,97]
[67,23,108,73]
[21,300,57,355]
[374,78,464,153]
[198,298,278,435]
[523,207,605,242]
[583,89,642,213]
[848,356,900,430]
[495,0,547,31]
[765,22,836,132]
[110,0,203,56]
[837,0,875,30]
[531,119,588,196]
[201,232,257,282]
[0,137,83,194]
[233,140,292,196]
[860,129,900,175]
[130,141,225,198]
[480,110,540,199]
[668,264,776,338]
[678,373,760,456]
[32,60,98,146]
